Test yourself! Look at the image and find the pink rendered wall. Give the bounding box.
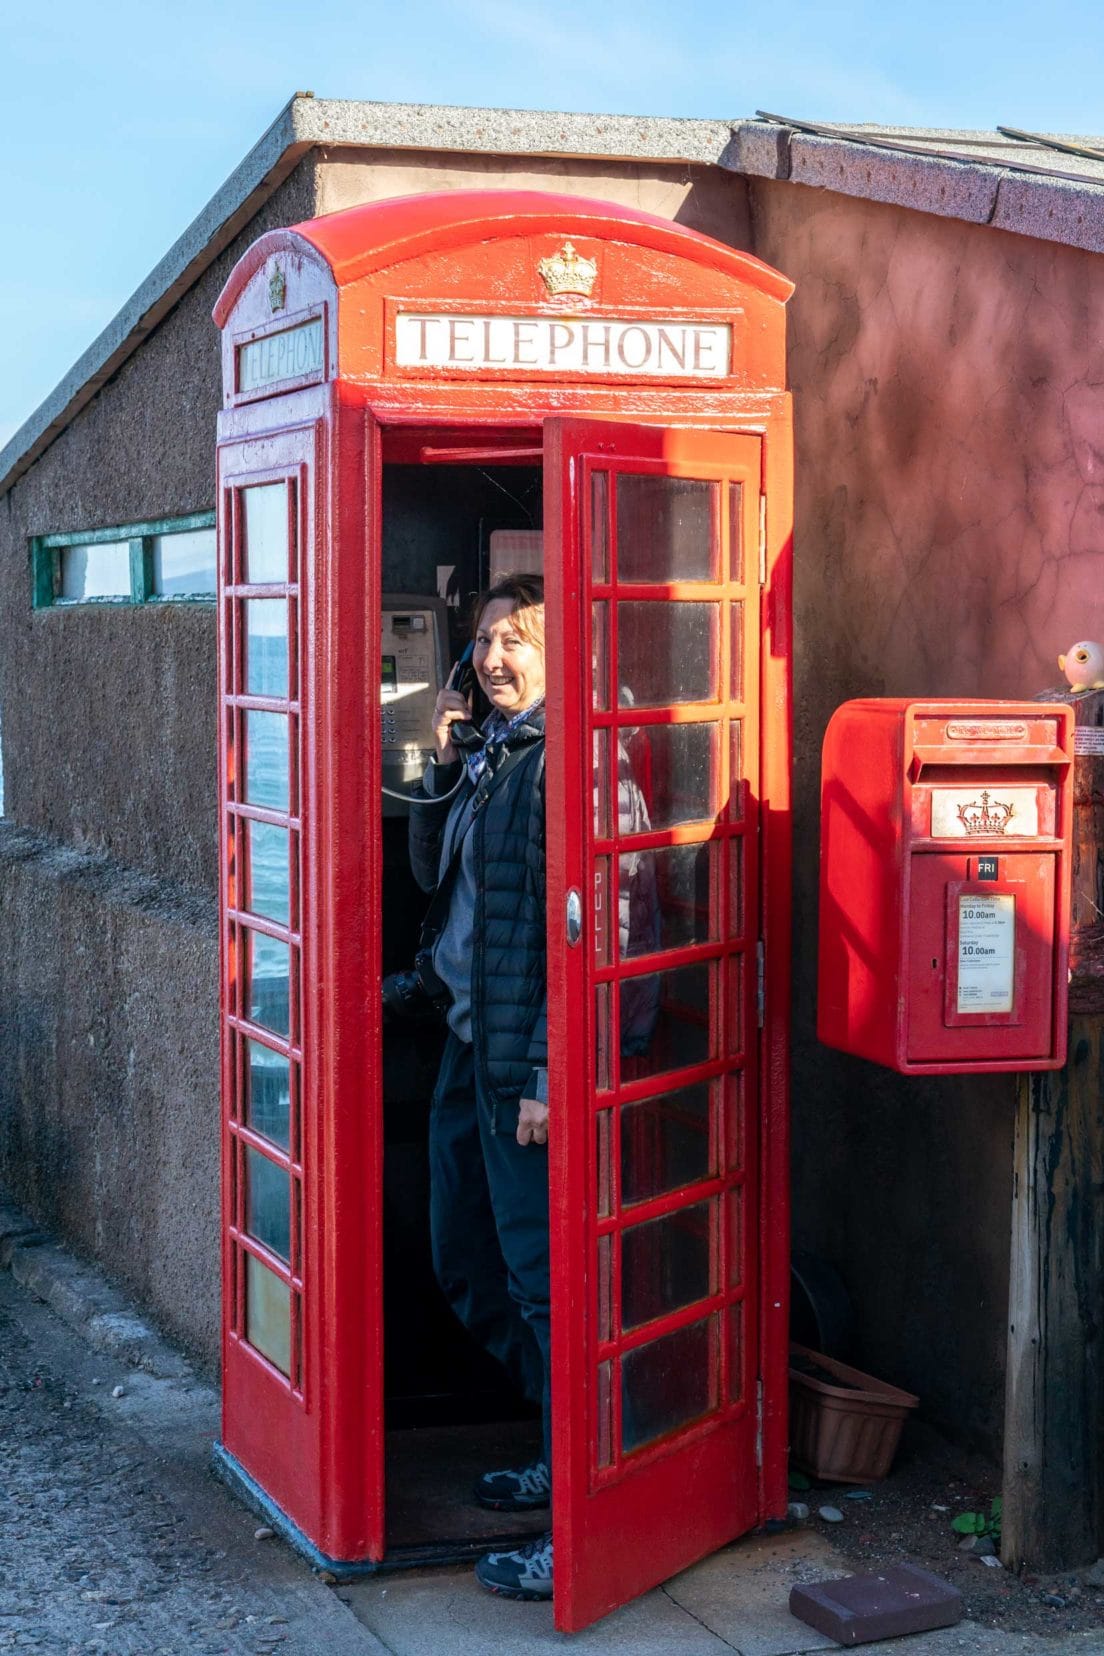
[754,179,1104,713]
[751,178,1104,1447]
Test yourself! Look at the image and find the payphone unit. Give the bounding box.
[379,596,448,811]
[818,699,1074,1073]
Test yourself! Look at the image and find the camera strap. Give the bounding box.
[419,738,543,950]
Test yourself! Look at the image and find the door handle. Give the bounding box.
[566,888,583,946]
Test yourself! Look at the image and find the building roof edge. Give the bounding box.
[6,100,1104,497]
[728,121,1104,254]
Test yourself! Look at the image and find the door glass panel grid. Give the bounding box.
[582,450,760,1492]
[221,467,307,1404]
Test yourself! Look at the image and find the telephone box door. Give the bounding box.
[545,419,765,1631]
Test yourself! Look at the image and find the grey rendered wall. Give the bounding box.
[0,161,317,1364]
[750,176,1104,1449]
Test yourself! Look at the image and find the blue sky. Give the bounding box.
[4,0,1103,451]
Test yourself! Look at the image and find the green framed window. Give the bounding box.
[31,511,217,608]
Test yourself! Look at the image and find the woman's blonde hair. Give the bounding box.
[472,571,545,647]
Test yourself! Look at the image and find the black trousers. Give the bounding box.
[429,1032,551,1472]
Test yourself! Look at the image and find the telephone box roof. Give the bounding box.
[213,188,794,325]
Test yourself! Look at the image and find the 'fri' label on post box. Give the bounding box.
[957,894,1015,1014]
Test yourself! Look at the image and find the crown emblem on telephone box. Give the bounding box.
[268,264,287,313]
[538,241,598,298]
[956,791,1015,836]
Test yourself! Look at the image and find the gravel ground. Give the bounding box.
[793,1420,1104,1642]
[0,1270,377,1656]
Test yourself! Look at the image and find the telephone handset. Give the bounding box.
[447,641,484,755]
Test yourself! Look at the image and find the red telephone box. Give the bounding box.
[211,189,793,1631]
[818,699,1073,1073]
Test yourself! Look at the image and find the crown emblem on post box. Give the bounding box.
[538,241,598,298]
[956,790,1016,836]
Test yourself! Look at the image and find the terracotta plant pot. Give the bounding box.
[789,1342,919,1483]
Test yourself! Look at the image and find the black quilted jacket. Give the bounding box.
[408,709,546,1130]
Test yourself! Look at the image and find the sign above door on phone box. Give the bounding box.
[393,313,732,378]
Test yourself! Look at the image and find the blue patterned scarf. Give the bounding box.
[463,697,546,787]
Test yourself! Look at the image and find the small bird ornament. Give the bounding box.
[1059,640,1104,691]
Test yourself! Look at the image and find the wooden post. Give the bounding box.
[1003,687,1104,1572]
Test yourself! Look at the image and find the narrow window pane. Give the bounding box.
[622,1200,713,1330]
[618,723,717,832]
[59,542,131,600]
[245,1146,291,1262]
[621,962,713,1078]
[591,472,610,583]
[725,1071,745,1173]
[246,820,290,927]
[597,1233,613,1343]
[245,1039,290,1150]
[596,1109,612,1218]
[244,711,289,811]
[727,1302,745,1404]
[622,1316,718,1453]
[597,1360,614,1468]
[621,1082,712,1206]
[245,600,290,698]
[243,485,289,584]
[727,953,745,1059]
[621,841,713,957]
[730,601,745,702]
[595,983,612,1093]
[592,601,609,711]
[245,1253,291,1376]
[248,932,290,1036]
[728,839,745,939]
[616,476,717,583]
[726,1186,745,1289]
[618,602,718,707]
[728,482,745,585]
[593,728,611,838]
[151,528,217,596]
[728,722,744,823]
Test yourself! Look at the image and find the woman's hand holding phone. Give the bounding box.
[432,657,474,764]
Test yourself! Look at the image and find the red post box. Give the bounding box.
[818,699,1073,1073]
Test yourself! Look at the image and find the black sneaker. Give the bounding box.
[475,1531,553,1600]
[473,1458,551,1512]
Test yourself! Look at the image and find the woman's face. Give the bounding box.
[474,597,546,715]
